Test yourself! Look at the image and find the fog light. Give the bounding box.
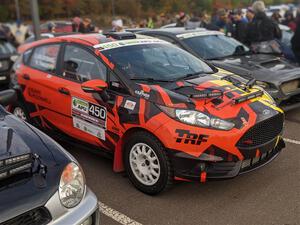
[80,216,92,225]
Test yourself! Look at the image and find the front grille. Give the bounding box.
[1,207,52,225]
[237,113,284,148]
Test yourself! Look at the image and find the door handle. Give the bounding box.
[22,74,30,80]
[58,87,70,95]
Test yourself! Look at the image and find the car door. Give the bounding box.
[58,43,122,151]
[19,43,73,130]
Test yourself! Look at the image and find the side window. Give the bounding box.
[23,49,33,65]
[63,45,107,82]
[29,44,60,73]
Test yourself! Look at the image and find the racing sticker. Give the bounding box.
[72,97,107,140]
[94,39,167,50]
[176,31,223,39]
[124,100,136,110]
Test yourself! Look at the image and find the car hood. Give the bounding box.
[210,54,300,83]
[0,107,70,223]
[131,71,282,123]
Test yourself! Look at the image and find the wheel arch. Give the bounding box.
[113,127,163,173]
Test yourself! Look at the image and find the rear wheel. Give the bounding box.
[11,102,29,121]
[124,131,173,195]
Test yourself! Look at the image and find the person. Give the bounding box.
[282,10,297,32]
[0,23,17,46]
[78,18,95,33]
[246,1,282,52]
[72,16,82,32]
[231,9,248,43]
[271,11,282,23]
[246,7,255,23]
[47,22,56,33]
[176,12,189,27]
[214,9,233,36]
[112,19,125,32]
[292,13,300,64]
[9,20,29,46]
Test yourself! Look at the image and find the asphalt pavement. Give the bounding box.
[63,108,300,225]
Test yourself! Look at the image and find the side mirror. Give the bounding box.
[81,79,108,93]
[0,90,17,106]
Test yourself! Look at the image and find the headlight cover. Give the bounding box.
[159,106,235,130]
[59,162,85,208]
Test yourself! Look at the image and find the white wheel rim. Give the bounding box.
[13,107,27,121]
[129,143,161,186]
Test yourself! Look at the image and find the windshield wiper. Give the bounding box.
[130,78,170,83]
[175,71,210,81]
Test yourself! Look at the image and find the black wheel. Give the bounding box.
[11,101,30,122]
[124,131,173,195]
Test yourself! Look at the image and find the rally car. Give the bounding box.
[11,32,285,194]
[0,89,99,225]
[138,28,300,111]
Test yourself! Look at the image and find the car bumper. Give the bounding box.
[169,138,285,182]
[45,188,99,225]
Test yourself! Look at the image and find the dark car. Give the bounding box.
[0,36,17,90]
[0,90,99,224]
[139,28,300,110]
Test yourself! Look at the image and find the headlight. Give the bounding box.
[159,106,235,130]
[59,162,85,208]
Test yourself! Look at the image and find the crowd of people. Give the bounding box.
[0,1,299,63]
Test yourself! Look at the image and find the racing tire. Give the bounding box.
[11,101,30,122]
[124,131,173,195]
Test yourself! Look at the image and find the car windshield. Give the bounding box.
[182,35,250,60]
[0,41,16,55]
[102,43,213,82]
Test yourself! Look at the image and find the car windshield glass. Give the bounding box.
[0,41,16,54]
[102,43,213,81]
[182,35,250,60]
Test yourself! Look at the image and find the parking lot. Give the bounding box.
[61,108,300,225]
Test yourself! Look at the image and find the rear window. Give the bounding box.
[0,41,16,55]
[29,44,60,73]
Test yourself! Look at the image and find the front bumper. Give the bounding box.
[45,188,99,225]
[169,138,285,182]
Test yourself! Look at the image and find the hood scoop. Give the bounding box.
[0,126,33,181]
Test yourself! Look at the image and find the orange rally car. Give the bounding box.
[10,32,285,194]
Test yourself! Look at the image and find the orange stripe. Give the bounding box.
[139,98,146,125]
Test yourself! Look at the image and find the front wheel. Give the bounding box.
[11,102,29,121]
[124,131,173,195]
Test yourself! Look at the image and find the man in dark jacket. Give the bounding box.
[246,1,282,45]
[292,14,300,64]
[232,9,248,43]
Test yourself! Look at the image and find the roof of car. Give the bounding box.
[19,32,156,53]
[141,27,207,35]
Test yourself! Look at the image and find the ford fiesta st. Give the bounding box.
[138,28,300,111]
[11,32,285,194]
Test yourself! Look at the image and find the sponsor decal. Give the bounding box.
[72,97,107,138]
[175,129,209,145]
[28,88,51,104]
[176,31,223,39]
[124,100,136,110]
[134,90,150,99]
[73,117,105,140]
[94,39,167,50]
